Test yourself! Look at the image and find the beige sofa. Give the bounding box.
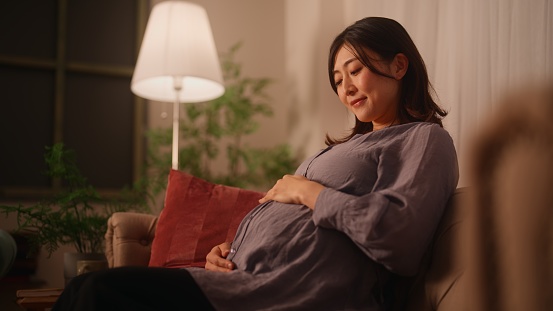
[105,188,467,311]
[106,85,553,310]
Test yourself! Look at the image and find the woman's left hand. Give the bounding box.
[259,175,325,210]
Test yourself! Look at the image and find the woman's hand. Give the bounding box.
[259,175,325,210]
[205,242,235,272]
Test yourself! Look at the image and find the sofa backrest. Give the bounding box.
[392,188,467,311]
[401,188,467,311]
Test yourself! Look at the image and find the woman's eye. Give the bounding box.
[351,68,361,75]
[334,79,342,87]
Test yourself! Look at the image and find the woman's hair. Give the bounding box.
[326,17,447,145]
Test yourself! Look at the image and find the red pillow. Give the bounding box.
[148,170,264,268]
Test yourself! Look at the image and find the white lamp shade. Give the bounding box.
[131,1,224,103]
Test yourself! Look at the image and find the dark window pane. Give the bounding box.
[0,66,54,188]
[66,0,136,66]
[0,0,57,59]
[63,72,134,189]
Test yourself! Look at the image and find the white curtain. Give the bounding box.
[343,0,553,185]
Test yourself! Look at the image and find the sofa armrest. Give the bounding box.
[105,212,158,268]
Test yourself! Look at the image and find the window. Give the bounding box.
[0,0,147,198]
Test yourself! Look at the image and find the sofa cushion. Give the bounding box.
[148,169,264,269]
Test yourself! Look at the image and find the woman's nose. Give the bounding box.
[343,77,356,95]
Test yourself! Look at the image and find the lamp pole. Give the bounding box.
[172,76,182,170]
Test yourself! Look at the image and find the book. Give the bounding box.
[16,288,63,298]
[18,296,59,304]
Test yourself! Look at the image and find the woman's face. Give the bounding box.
[332,45,403,130]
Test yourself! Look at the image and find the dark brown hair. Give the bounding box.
[326,17,447,145]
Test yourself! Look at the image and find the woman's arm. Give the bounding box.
[313,126,459,276]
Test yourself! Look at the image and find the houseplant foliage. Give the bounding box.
[0,143,146,256]
[146,42,299,195]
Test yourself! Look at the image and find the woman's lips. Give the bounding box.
[350,97,366,107]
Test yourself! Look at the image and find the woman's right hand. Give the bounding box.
[205,242,235,272]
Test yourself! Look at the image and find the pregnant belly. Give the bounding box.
[230,202,364,274]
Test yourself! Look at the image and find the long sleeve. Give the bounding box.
[312,124,459,276]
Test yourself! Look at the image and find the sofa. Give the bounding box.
[105,169,467,311]
[105,84,553,310]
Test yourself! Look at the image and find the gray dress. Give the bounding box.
[188,122,459,311]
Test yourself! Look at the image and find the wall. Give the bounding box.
[284,0,351,158]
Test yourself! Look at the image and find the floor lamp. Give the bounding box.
[131,1,225,170]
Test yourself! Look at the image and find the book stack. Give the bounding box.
[16,288,63,309]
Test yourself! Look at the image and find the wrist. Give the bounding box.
[300,181,325,209]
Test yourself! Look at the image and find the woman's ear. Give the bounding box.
[392,53,408,80]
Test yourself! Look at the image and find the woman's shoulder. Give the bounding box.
[403,122,455,144]
[403,121,443,131]
[383,122,451,139]
[379,122,455,151]
[349,122,453,146]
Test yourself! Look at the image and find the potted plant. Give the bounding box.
[145,42,299,199]
[0,143,147,283]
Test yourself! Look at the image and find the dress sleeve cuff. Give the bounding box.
[313,187,353,229]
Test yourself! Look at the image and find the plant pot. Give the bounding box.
[63,252,107,285]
